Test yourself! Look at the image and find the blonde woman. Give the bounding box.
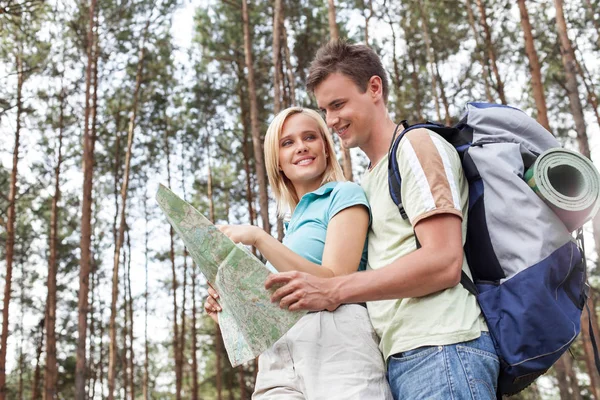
[205,107,392,399]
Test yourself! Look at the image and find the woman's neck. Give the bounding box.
[293,180,323,200]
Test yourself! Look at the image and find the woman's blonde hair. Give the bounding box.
[264,107,345,217]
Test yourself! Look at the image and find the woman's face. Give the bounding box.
[278,113,328,192]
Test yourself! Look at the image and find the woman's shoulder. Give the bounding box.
[328,181,369,209]
[330,181,367,197]
[326,180,371,222]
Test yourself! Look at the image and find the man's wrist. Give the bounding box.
[328,274,347,308]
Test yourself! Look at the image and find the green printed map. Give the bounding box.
[156,184,305,367]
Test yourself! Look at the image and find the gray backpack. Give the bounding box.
[388,103,595,397]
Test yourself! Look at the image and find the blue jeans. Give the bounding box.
[387,332,499,400]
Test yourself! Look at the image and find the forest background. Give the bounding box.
[1,0,600,398]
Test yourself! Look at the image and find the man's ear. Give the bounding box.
[368,75,383,101]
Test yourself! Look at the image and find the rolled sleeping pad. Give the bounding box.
[525,148,600,232]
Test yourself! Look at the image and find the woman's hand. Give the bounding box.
[204,284,222,324]
[217,224,262,246]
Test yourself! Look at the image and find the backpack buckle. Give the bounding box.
[398,205,408,220]
[584,282,591,298]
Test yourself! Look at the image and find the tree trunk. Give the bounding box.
[87,14,100,399]
[88,202,100,400]
[89,252,99,400]
[581,294,600,399]
[88,255,96,400]
[236,64,256,229]
[592,291,600,376]
[242,0,273,230]
[327,0,339,40]
[384,8,403,116]
[166,137,182,400]
[272,0,283,115]
[112,104,123,246]
[517,0,550,131]
[409,50,423,122]
[225,191,231,223]
[465,0,494,103]
[75,0,98,395]
[31,317,44,400]
[207,154,215,224]
[121,249,129,400]
[571,51,600,340]
[108,18,149,399]
[108,117,121,399]
[143,191,150,400]
[191,260,198,400]
[553,356,573,399]
[18,307,23,400]
[528,382,543,400]
[239,365,247,400]
[163,124,182,400]
[227,370,234,400]
[281,23,296,105]
[179,254,187,395]
[236,72,259,254]
[433,55,451,125]
[44,81,65,400]
[179,157,188,398]
[206,153,221,399]
[326,0,353,181]
[418,0,442,123]
[475,0,507,104]
[0,44,23,400]
[574,50,600,130]
[363,0,373,46]
[127,231,135,399]
[564,352,583,399]
[273,0,285,241]
[98,290,105,396]
[554,5,600,390]
[276,219,284,242]
[243,129,256,225]
[216,326,223,400]
[554,0,591,159]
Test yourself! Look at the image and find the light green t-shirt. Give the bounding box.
[361,128,485,361]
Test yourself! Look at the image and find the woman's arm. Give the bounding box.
[218,205,369,278]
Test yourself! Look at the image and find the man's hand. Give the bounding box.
[265,271,341,312]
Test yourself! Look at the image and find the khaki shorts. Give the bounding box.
[253,304,393,400]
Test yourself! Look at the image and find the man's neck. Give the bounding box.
[361,115,399,169]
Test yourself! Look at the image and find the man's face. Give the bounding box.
[314,72,376,150]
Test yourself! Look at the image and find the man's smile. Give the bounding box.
[336,124,349,137]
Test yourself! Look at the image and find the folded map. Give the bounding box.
[156,184,305,367]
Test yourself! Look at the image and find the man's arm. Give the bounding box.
[266,213,464,311]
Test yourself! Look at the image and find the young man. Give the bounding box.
[265,41,500,399]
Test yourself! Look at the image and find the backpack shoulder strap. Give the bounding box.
[388,121,478,296]
[387,121,454,220]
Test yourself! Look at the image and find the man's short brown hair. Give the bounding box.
[307,40,389,103]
